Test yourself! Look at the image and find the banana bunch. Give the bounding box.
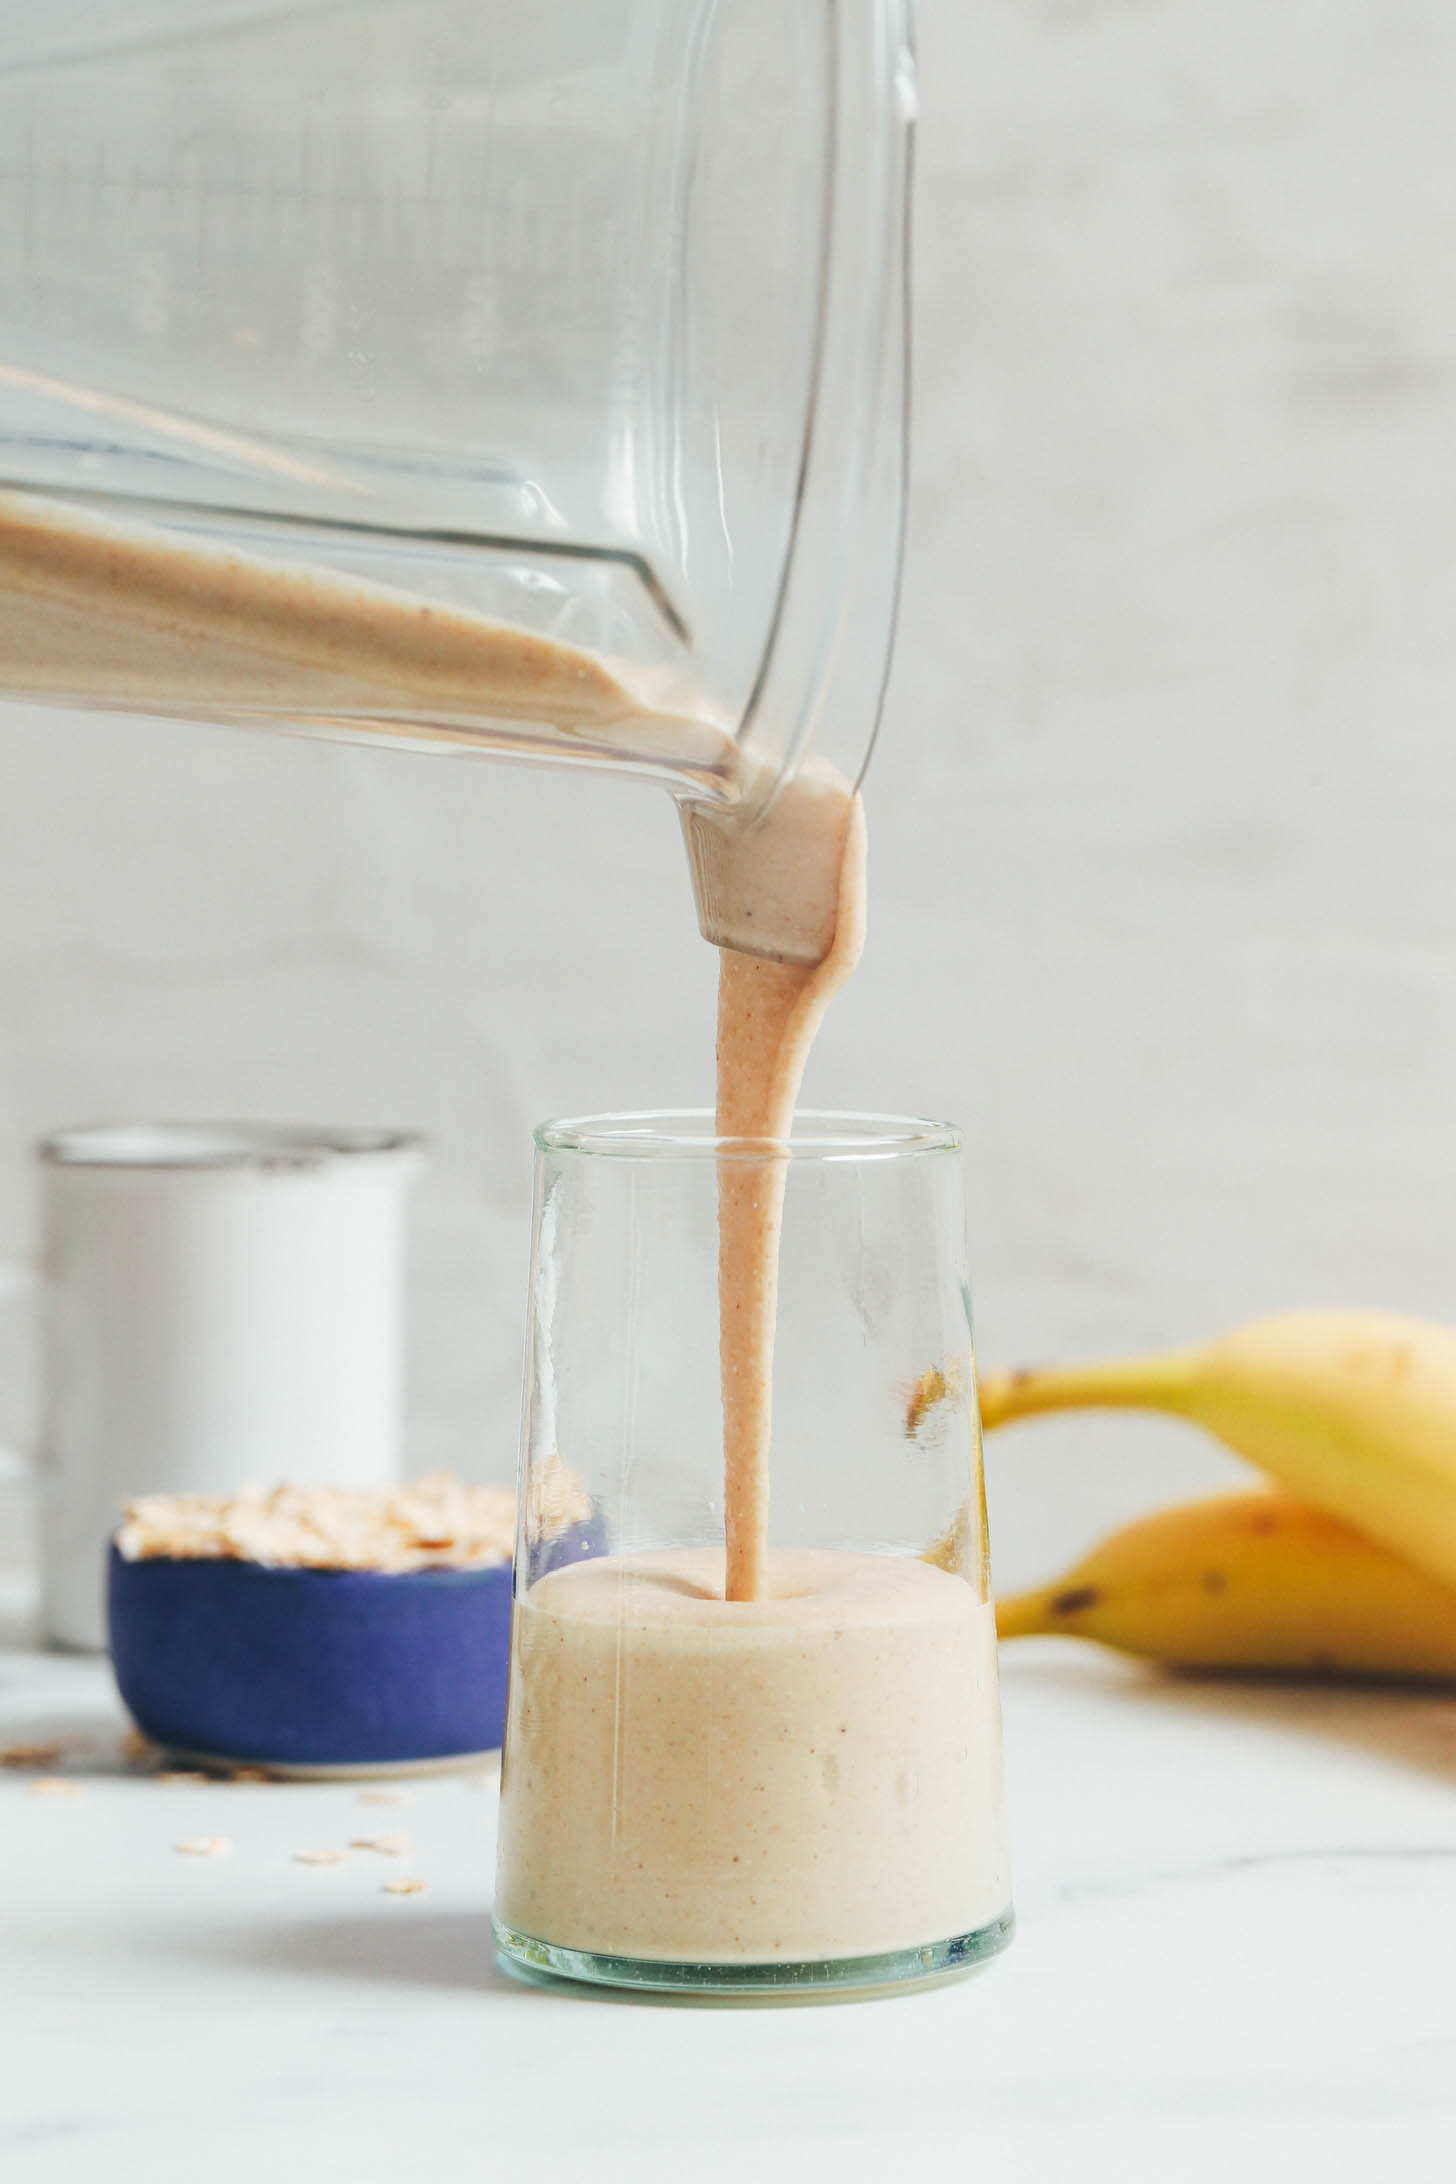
[981,1310,1456,1684]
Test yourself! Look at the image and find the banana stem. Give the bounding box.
[979,1348,1201,1431]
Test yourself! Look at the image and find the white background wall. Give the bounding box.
[4,0,1456,1592]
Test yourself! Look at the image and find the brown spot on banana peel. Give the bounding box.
[1049,1585,1102,1617]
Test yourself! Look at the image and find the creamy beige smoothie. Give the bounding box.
[0,487,730,783]
[494,1549,1008,1965]
[493,790,1012,1983]
[497,791,1011,1969]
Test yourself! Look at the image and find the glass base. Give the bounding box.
[492,1908,1014,2000]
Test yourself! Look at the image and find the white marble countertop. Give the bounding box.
[3,1600,1453,2184]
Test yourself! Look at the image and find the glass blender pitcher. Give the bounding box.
[0,0,914,952]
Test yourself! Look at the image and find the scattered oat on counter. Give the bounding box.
[351,1833,411,1857]
[294,1847,350,1867]
[175,1836,231,1859]
[28,1777,80,1800]
[3,1741,67,1770]
[357,1789,409,1807]
[381,1877,426,1897]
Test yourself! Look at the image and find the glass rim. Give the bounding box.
[534,1108,961,1164]
[37,1122,424,1172]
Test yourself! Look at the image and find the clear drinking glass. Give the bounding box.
[0,0,914,851]
[494,1111,1013,1998]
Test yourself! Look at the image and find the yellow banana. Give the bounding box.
[996,1491,1456,1682]
[979,1310,1456,1590]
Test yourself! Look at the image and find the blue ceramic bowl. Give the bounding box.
[107,1519,604,1775]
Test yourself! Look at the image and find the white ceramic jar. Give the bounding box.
[4,1123,421,1650]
